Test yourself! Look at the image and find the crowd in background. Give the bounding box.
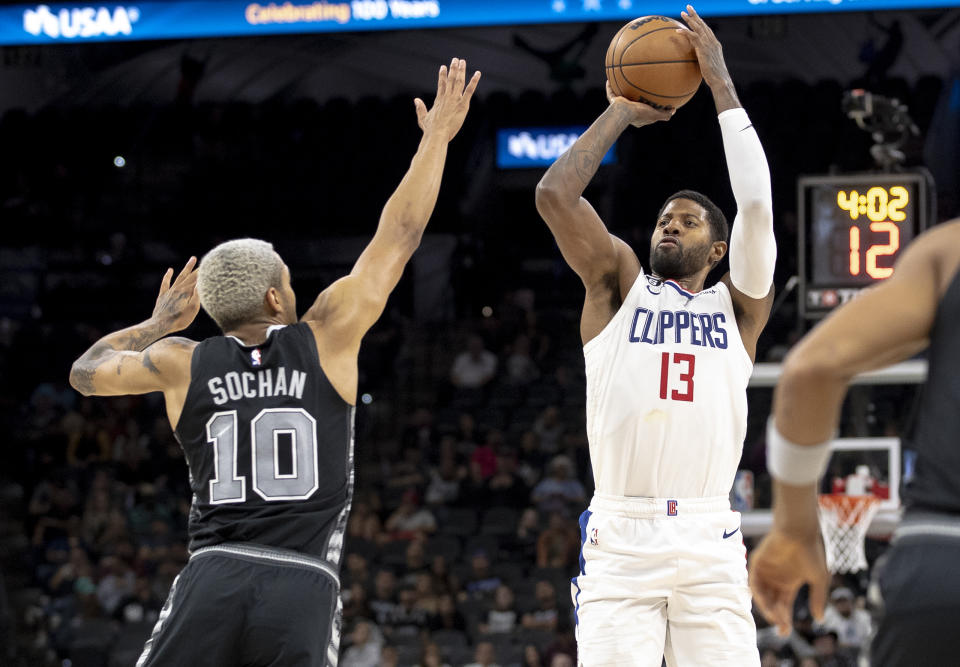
[0,66,953,666]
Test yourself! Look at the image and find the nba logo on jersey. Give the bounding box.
[589,527,599,546]
[667,500,678,516]
[251,349,262,366]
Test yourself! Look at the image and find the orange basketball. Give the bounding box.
[605,16,702,110]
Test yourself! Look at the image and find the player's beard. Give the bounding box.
[649,238,713,281]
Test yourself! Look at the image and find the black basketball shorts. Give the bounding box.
[871,518,960,667]
[137,543,341,667]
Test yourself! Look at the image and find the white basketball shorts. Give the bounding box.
[571,493,759,667]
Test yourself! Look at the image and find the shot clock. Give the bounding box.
[798,172,934,320]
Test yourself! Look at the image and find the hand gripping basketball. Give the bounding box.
[605,80,675,128]
[414,57,481,143]
[677,5,731,89]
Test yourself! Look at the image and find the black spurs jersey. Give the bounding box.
[174,323,355,565]
[903,264,960,514]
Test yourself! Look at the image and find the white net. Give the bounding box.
[818,495,882,574]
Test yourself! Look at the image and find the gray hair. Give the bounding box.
[197,238,284,331]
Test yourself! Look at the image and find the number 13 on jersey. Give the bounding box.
[659,352,695,402]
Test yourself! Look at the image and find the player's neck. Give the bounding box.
[653,273,705,294]
[224,316,286,346]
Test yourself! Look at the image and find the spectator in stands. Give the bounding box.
[821,587,871,654]
[487,449,530,508]
[341,620,383,667]
[95,555,134,616]
[429,555,459,597]
[392,586,429,636]
[505,334,540,384]
[380,645,399,667]
[536,512,579,569]
[531,456,585,516]
[479,584,518,634]
[521,580,559,632]
[532,406,564,454]
[369,569,399,629]
[425,455,461,506]
[430,593,467,632]
[812,628,854,667]
[344,552,370,589]
[450,335,497,389]
[458,461,492,508]
[415,640,451,667]
[517,431,546,486]
[401,540,430,587]
[402,407,439,453]
[510,507,541,562]
[413,572,440,617]
[461,550,502,602]
[114,575,162,624]
[342,582,371,623]
[470,432,499,479]
[385,447,428,491]
[465,640,501,667]
[385,490,437,540]
[522,644,544,667]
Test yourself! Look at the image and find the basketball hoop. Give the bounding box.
[818,494,881,573]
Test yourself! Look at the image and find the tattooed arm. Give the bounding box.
[69,258,200,426]
[535,83,673,344]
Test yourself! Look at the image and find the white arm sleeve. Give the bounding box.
[719,107,776,299]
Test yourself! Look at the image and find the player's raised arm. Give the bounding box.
[535,83,672,342]
[68,259,199,418]
[749,221,960,635]
[302,58,480,351]
[680,5,776,354]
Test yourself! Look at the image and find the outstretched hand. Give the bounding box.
[605,81,675,126]
[152,257,201,334]
[415,58,481,142]
[748,529,831,636]
[677,4,732,89]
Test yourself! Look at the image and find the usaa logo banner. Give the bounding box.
[23,4,139,38]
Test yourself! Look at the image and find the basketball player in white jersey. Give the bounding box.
[750,221,960,666]
[535,6,775,665]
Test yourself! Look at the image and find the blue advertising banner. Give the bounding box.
[0,0,953,45]
[497,126,615,168]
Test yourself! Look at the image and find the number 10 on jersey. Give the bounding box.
[659,352,695,402]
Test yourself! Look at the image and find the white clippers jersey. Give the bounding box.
[583,267,753,498]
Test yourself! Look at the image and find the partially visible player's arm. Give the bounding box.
[681,5,776,355]
[749,224,958,635]
[69,258,200,398]
[535,84,671,342]
[303,59,480,352]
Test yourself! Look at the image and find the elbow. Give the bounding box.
[535,181,568,218]
[69,362,94,396]
[740,199,773,226]
[780,343,846,395]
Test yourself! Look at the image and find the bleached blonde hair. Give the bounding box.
[197,238,284,331]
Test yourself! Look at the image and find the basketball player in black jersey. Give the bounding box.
[749,219,960,665]
[68,58,480,667]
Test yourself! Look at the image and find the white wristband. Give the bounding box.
[766,419,831,486]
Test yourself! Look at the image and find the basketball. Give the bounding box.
[605,16,702,110]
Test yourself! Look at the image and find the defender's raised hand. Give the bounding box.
[677,5,731,89]
[605,80,675,126]
[415,58,481,142]
[152,256,201,333]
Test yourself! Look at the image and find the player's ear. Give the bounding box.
[265,287,282,315]
[711,240,728,266]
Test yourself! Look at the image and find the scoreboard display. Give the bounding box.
[798,172,934,320]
